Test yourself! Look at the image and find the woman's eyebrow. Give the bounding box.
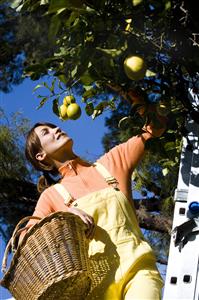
[40,127,48,134]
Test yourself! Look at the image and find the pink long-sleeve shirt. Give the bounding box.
[30,134,149,220]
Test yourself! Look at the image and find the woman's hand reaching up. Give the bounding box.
[142,119,167,138]
[141,105,168,138]
[67,206,95,239]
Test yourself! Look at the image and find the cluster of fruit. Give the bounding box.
[58,56,168,122]
[59,95,81,121]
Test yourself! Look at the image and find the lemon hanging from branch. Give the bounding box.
[59,95,81,121]
[63,95,76,105]
[66,103,82,120]
[124,55,147,81]
[59,104,69,121]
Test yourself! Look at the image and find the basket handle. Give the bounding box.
[1,216,41,274]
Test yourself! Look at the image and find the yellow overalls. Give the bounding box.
[55,163,163,299]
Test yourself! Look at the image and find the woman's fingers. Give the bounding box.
[85,217,95,239]
[82,214,95,239]
[68,207,95,239]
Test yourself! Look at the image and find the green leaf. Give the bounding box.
[25,64,46,73]
[132,0,143,6]
[43,82,50,90]
[108,98,116,110]
[48,14,61,41]
[96,47,123,58]
[83,85,93,91]
[33,84,44,92]
[71,66,78,78]
[82,87,97,100]
[54,46,71,57]
[22,1,40,12]
[162,168,169,176]
[36,97,49,110]
[40,0,49,5]
[165,1,171,10]
[92,109,103,119]
[58,74,68,84]
[64,11,79,28]
[10,0,23,9]
[48,0,83,14]
[25,64,47,79]
[80,72,94,85]
[164,142,176,151]
[50,78,56,93]
[52,98,60,116]
[48,0,68,13]
[91,101,109,119]
[37,95,47,98]
[30,73,41,81]
[85,102,94,116]
[145,69,157,77]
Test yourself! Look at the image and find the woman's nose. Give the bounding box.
[53,126,61,133]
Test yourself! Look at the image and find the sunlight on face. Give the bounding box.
[34,125,73,159]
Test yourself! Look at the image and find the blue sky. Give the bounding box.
[0,78,110,299]
[0,78,110,160]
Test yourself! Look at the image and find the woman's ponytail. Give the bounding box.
[37,171,59,193]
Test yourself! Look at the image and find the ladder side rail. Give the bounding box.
[163,134,192,300]
[163,120,199,300]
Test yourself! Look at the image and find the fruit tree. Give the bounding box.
[0,0,198,126]
[0,0,198,263]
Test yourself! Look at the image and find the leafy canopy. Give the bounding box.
[0,0,198,123]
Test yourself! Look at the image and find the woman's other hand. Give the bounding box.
[67,206,95,239]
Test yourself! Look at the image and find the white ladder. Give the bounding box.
[163,88,199,299]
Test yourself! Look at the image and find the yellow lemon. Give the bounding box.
[124,55,147,81]
[66,103,81,120]
[59,104,68,120]
[63,95,76,105]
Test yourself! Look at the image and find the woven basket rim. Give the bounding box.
[1,211,86,286]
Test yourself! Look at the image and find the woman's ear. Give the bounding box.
[35,151,47,162]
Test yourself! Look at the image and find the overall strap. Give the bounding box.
[54,183,74,207]
[54,163,118,206]
[94,162,118,189]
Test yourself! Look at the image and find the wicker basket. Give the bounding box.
[1,211,91,300]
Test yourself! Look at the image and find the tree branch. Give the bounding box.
[136,207,172,234]
[134,197,162,212]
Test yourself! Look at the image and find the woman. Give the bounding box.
[23,119,165,299]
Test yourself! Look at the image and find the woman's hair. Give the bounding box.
[25,122,60,193]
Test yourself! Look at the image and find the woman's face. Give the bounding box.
[34,125,73,160]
